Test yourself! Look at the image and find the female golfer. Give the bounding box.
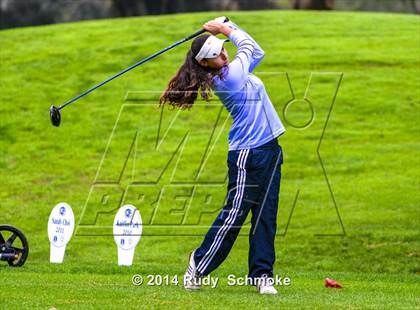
[160,18,285,294]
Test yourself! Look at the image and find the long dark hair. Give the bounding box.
[159,34,223,110]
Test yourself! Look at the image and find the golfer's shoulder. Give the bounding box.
[219,62,249,90]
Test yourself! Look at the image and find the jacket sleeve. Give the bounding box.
[226,21,265,72]
[222,21,265,90]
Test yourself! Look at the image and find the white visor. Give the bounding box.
[195,35,229,62]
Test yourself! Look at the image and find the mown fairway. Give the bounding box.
[0,11,419,309]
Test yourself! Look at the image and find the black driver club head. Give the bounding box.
[50,105,61,127]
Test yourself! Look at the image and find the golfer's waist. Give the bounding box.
[228,130,284,151]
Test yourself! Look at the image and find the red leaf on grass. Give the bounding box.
[325,278,343,288]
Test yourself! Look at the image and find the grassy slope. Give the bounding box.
[0,10,419,309]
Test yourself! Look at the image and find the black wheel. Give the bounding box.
[0,224,29,267]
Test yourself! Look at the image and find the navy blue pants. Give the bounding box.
[194,138,283,279]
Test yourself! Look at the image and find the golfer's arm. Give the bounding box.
[219,24,234,37]
[229,29,256,72]
[217,21,265,90]
[219,30,255,90]
[225,21,265,72]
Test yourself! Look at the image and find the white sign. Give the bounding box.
[113,205,142,266]
[48,202,74,263]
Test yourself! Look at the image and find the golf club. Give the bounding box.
[49,17,229,127]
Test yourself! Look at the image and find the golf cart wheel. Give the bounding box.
[0,224,29,267]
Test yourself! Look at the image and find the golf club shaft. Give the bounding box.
[59,29,206,110]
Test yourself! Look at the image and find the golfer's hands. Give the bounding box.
[203,20,224,35]
[203,17,233,36]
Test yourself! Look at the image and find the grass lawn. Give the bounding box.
[0,10,419,309]
[2,265,419,309]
